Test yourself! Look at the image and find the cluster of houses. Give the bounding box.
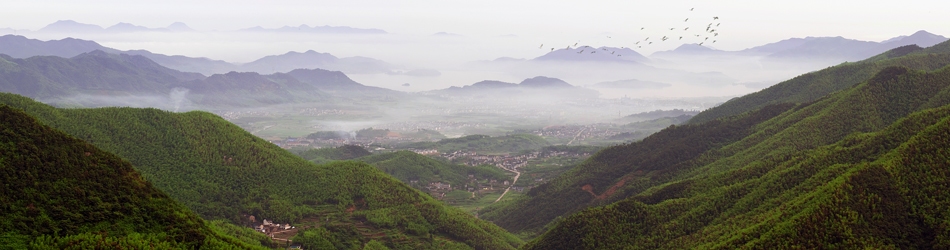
[440,150,538,171]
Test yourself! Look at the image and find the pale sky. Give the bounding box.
[3,0,947,50]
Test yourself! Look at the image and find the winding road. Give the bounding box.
[494,168,521,203]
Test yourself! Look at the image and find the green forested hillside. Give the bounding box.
[402,134,550,154]
[0,93,522,250]
[357,151,511,188]
[0,105,264,249]
[295,144,372,164]
[496,57,950,246]
[689,39,950,124]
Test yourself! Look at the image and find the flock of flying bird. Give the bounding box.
[538,7,723,57]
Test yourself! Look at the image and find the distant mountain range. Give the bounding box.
[650,30,948,62]
[431,76,600,99]
[0,49,404,108]
[0,35,411,76]
[11,20,385,34]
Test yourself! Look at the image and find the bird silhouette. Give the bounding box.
[699,42,704,46]
[670,28,676,30]
[679,36,683,40]
[713,17,719,20]
[713,40,717,43]
[574,42,578,46]
[690,8,694,11]
[685,18,689,22]
[638,46,642,48]
[611,51,615,54]
[685,27,689,31]
[645,37,650,41]
[714,33,719,36]
[551,48,555,51]
[716,23,721,27]
[635,41,640,45]
[649,42,653,44]
[539,44,543,48]
[641,27,645,30]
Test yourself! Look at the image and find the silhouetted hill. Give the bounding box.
[0,105,264,249]
[881,30,948,48]
[434,77,600,99]
[240,50,395,75]
[0,35,236,75]
[283,68,404,97]
[519,76,573,88]
[533,46,649,63]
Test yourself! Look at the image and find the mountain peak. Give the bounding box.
[519,76,572,88]
[167,22,194,32]
[39,20,103,33]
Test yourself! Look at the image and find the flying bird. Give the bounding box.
[713,17,719,20]
[685,18,689,22]
[685,27,689,31]
[574,42,578,46]
[641,27,645,30]
[716,23,721,27]
[539,44,543,48]
[699,42,704,46]
[690,7,694,11]
[679,36,683,40]
[551,48,555,51]
[670,28,676,30]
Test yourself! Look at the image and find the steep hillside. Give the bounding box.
[690,39,950,124]
[0,93,522,249]
[502,63,950,247]
[0,105,264,249]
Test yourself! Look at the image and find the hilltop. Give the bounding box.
[0,93,523,249]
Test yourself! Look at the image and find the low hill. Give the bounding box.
[483,47,950,247]
[689,39,950,124]
[402,134,551,154]
[0,93,523,249]
[357,151,511,188]
[295,144,373,164]
[0,105,265,249]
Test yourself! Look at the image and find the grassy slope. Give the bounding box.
[0,93,522,250]
[0,105,264,249]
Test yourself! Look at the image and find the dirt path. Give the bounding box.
[494,168,521,203]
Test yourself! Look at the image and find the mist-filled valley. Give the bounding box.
[4,3,950,249]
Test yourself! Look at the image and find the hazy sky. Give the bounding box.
[3,0,947,51]
[2,0,949,95]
